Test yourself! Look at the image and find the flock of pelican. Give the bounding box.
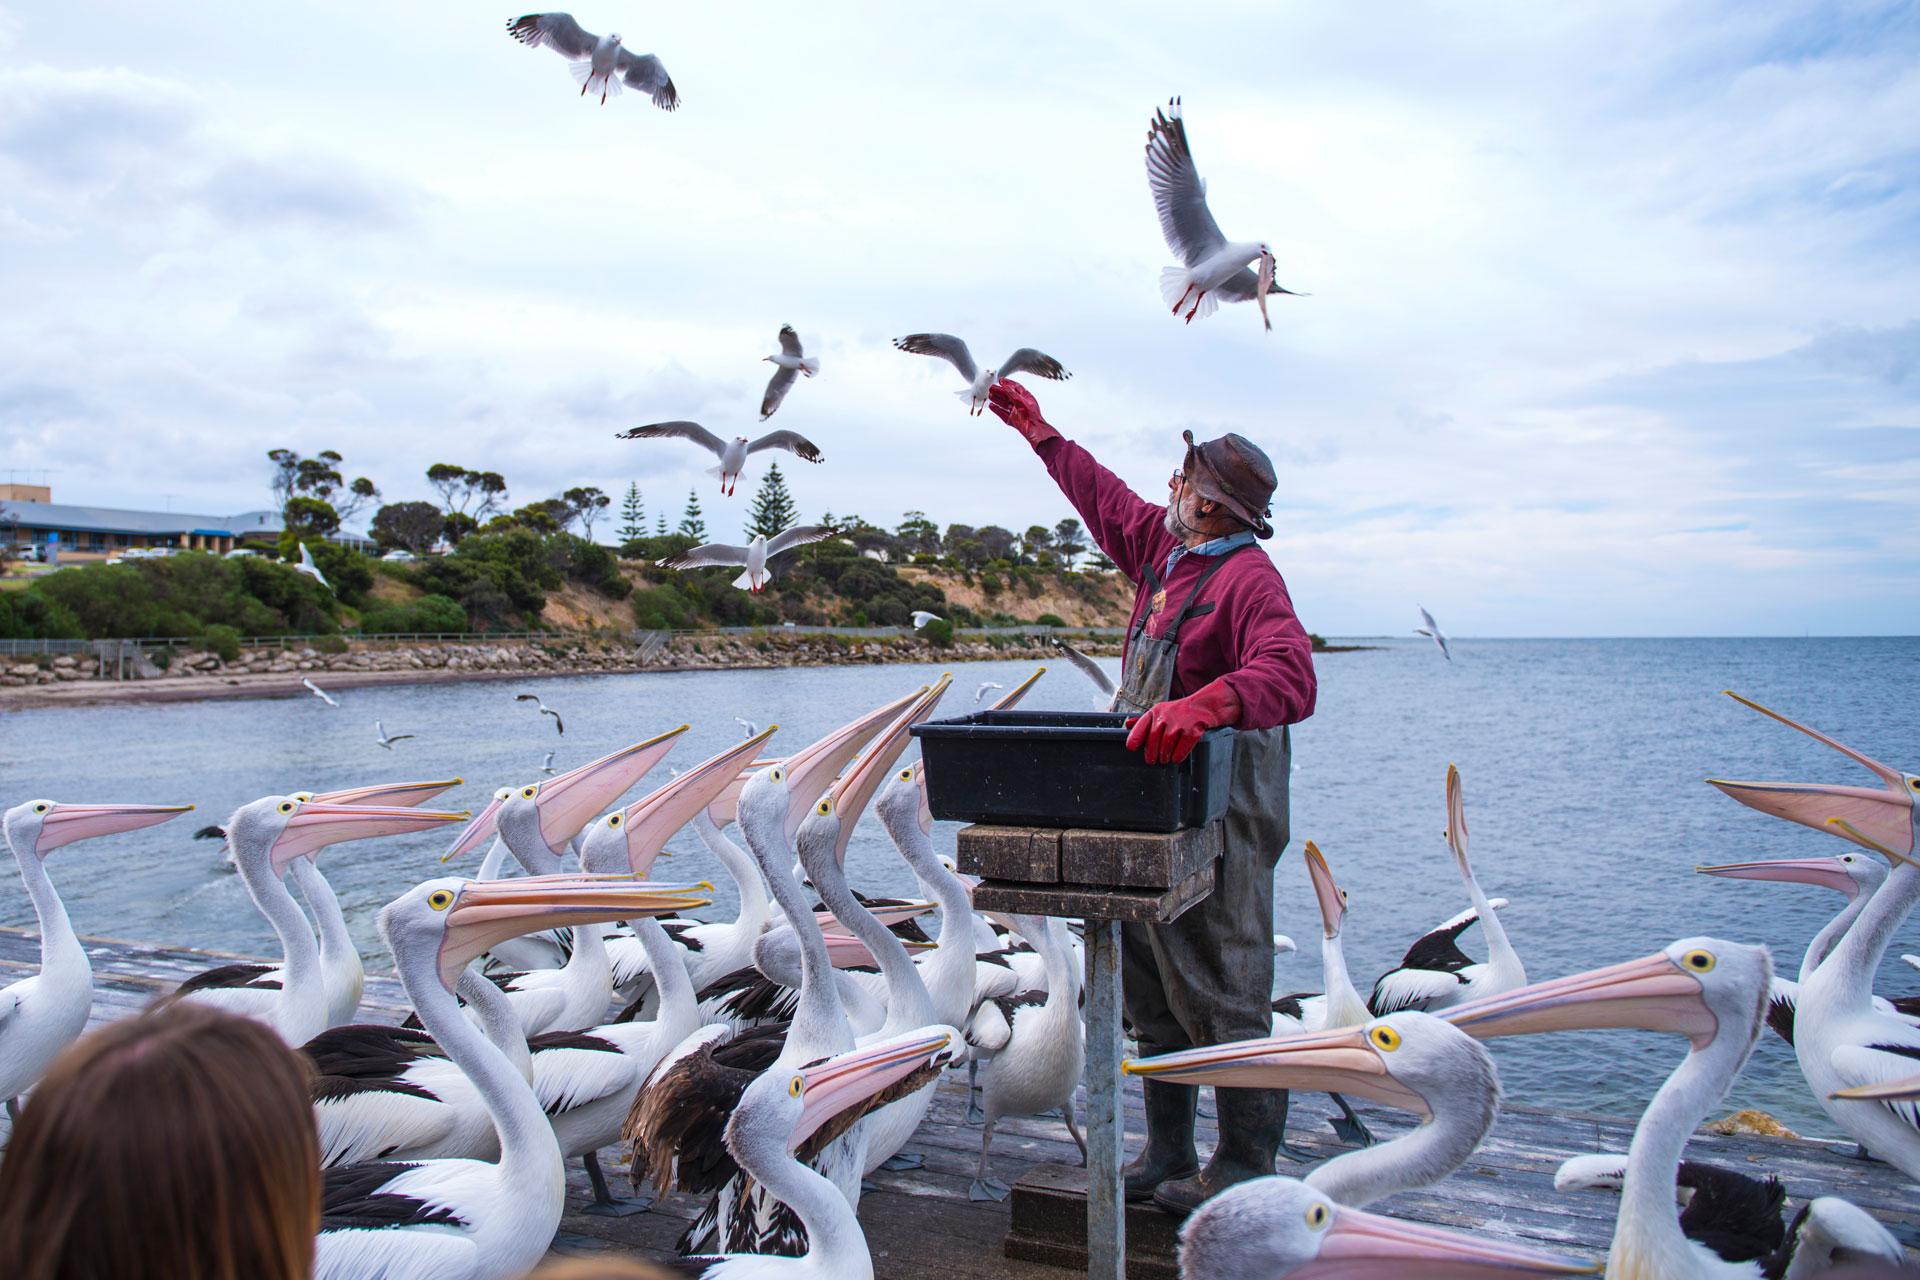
[3,680,1916,1279]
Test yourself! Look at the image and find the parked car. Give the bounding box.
[224,548,259,559]
[380,549,419,563]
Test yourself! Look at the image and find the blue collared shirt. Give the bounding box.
[1162,529,1256,583]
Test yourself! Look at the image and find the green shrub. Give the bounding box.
[1034,613,1068,628]
[314,634,349,654]
[630,583,695,631]
[920,618,954,648]
[0,589,82,640]
[361,594,468,635]
[199,624,242,662]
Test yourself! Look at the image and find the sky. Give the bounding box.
[0,2,1915,636]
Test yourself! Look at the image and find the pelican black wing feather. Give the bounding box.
[193,824,227,840]
[304,1024,445,1104]
[705,970,798,1026]
[321,1161,468,1231]
[1271,992,1315,1022]
[626,1021,790,1196]
[662,920,705,952]
[1892,994,1920,1018]
[175,962,281,995]
[1765,991,1797,1046]
[1672,1161,1784,1263]
[1395,914,1484,975]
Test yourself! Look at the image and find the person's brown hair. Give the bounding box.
[0,1003,320,1280]
[523,1260,678,1280]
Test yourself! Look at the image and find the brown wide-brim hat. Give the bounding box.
[1182,429,1276,539]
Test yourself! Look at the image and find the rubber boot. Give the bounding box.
[1152,1087,1289,1217]
[1123,1080,1199,1202]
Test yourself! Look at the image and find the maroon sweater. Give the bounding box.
[1036,435,1317,730]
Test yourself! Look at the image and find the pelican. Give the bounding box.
[1178,1180,1598,1279]
[513,692,564,736]
[659,525,839,593]
[177,796,466,1046]
[505,12,678,110]
[438,729,688,1034]
[1050,637,1117,708]
[616,421,822,496]
[1,799,194,1108]
[698,1028,960,1279]
[759,326,820,422]
[1707,691,1920,1178]
[314,875,709,1280]
[304,677,340,707]
[1369,765,1526,1015]
[375,721,415,750]
[178,778,462,1029]
[891,333,1070,416]
[1415,606,1452,661]
[967,913,1085,1201]
[296,541,331,590]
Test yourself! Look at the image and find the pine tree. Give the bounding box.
[656,512,668,536]
[617,482,645,543]
[746,462,799,540]
[677,489,706,541]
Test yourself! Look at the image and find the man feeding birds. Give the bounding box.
[989,378,1317,1215]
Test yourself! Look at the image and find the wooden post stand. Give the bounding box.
[965,823,1220,1280]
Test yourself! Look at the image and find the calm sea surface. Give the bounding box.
[3,636,1916,1136]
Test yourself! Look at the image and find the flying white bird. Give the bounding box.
[616,421,823,496]
[735,717,762,739]
[759,325,820,420]
[1145,97,1304,331]
[515,692,565,736]
[973,682,1003,705]
[294,542,330,591]
[911,611,943,631]
[657,525,838,593]
[892,334,1070,415]
[373,720,414,750]
[1415,606,1452,661]
[302,678,339,708]
[505,12,678,110]
[1050,637,1117,709]
[540,751,558,776]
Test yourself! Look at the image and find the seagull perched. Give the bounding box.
[974,681,1003,705]
[1051,637,1118,709]
[540,751,558,776]
[506,12,678,110]
[759,325,820,420]
[515,692,565,735]
[911,610,943,631]
[656,524,837,593]
[373,720,414,750]
[892,334,1070,415]
[734,716,762,738]
[1146,97,1304,331]
[1415,606,1452,662]
[615,421,822,496]
[293,542,330,591]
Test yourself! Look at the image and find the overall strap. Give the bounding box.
[1162,543,1254,643]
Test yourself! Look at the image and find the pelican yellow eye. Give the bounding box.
[787,1075,803,1097]
[899,768,912,781]
[1910,778,1919,791]
[427,889,454,911]
[1304,1201,1330,1230]
[608,814,623,828]
[521,786,538,800]
[278,801,296,815]
[32,802,49,814]
[770,768,785,783]
[1370,1025,1403,1052]
[294,791,313,802]
[816,800,831,816]
[1681,949,1716,973]
[494,787,511,801]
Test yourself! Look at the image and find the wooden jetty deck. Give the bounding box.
[3,925,1915,1276]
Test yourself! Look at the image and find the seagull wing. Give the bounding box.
[386,734,415,744]
[745,429,822,463]
[615,49,678,111]
[505,12,600,60]
[766,525,839,557]
[1146,98,1227,267]
[893,333,978,382]
[758,366,798,421]
[996,348,1072,382]
[541,708,564,736]
[1418,606,1440,634]
[617,421,728,457]
[659,543,752,570]
[777,325,804,358]
[1050,638,1116,698]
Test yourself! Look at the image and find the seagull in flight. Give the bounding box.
[293,542,330,591]
[301,678,339,707]
[616,421,822,496]
[910,611,943,631]
[892,334,1070,415]
[540,751,558,776]
[505,12,678,110]
[759,325,820,420]
[515,692,565,735]
[735,717,762,739]
[1415,606,1452,662]
[657,525,838,593]
[1146,97,1304,331]
[374,720,415,750]
[1051,638,1117,709]
[974,681,1003,705]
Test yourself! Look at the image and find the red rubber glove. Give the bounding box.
[1125,679,1242,765]
[987,379,1061,446]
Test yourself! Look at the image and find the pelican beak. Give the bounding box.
[990,667,1046,711]
[310,778,463,808]
[441,792,506,865]
[439,874,712,989]
[273,802,469,873]
[708,757,782,828]
[842,900,937,930]
[777,686,927,843]
[786,1027,958,1151]
[1303,841,1347,939]
[822,931,936,966]
[535,726,688,850]
[914,760,933,836]
[820,676,952,865]
[1125,1024,1430,1117]
[604,726,779,876]
[1442,950,1718,1049]
[1706,691,1915,861]
[1695,856,1860,897]
[1831,1072,1920,1104]
[34,802,195,856]
[1444,764,1470,871]
[1301,1202,1602,1277]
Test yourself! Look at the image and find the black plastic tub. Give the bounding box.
[910,710,1233,832]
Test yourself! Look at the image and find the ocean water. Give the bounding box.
[2,636,1915,1137]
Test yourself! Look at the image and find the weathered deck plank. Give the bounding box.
[3,926,1915,1275]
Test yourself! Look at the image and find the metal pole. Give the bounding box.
[1084,917,1124,1280]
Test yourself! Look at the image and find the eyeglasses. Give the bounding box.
[1169,469,1187,487]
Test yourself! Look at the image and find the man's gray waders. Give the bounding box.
[1109,544,1294,1215]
